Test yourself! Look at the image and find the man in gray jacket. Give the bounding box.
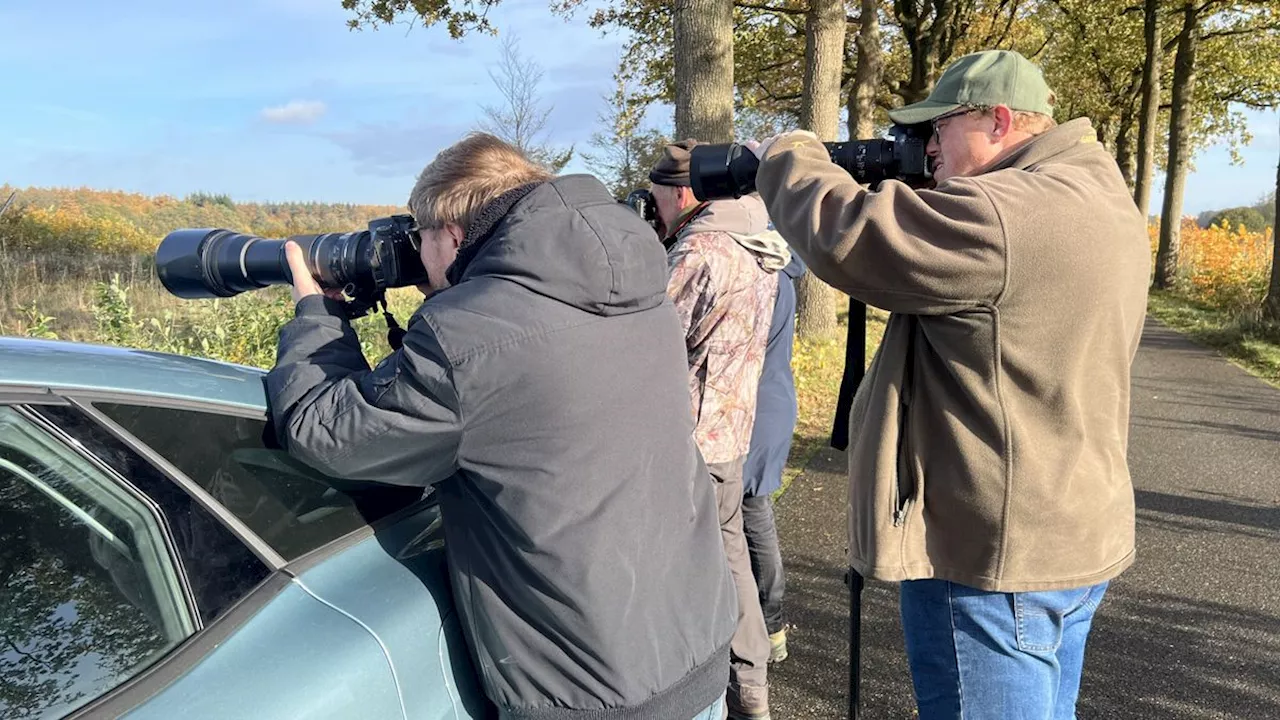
[752,51,1150,719]
[267,132,737,720]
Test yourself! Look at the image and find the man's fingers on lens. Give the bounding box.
[284,240,322,301]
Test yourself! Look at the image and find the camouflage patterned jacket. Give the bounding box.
[666,195,789,465]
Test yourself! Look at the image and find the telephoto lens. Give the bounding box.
[155,215,427,310]
[689,123,934,201]
[155,230,347,298]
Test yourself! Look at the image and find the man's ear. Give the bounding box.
[678,185,697,208]
[447,223,465,249]
[991,105,1016,139]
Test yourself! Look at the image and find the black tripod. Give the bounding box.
[830,297,867,720]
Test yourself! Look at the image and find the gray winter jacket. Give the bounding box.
[265,175,737,720]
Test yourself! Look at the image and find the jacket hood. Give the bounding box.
[452,175,670,317]
[780,252,806,279]
[727,228,791,272]
[682,193,772,237]
[681,193,789,271]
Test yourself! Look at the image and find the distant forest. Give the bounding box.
[0,185,403,256]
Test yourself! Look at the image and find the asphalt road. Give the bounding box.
[768,319,1280,719]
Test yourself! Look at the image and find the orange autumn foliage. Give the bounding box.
[1148,218,1275,312]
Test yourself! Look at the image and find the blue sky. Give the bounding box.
[1,1,1275,216]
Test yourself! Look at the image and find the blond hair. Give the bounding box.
[1012,111,1057,135]
[408,132,552,235]
[967,94,1057,136]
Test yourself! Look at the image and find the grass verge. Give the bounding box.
[776,307,888,499]
[1146,290,1280,388]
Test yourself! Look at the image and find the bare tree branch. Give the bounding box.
[479,35,573,172]
[737,2,806,15]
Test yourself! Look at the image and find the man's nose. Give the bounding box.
[926,135,940,156]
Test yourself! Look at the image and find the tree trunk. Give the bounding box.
[673,0,735,142]
[801,0,846,139]
[795,0,848,340]
[1154,3,1199,290]
[1115,114,1136,193]
[847,0,882,140]
[1264,111,1280,321]
[1133,0,1161,218]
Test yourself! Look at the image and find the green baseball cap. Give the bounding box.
[887,49,1055,125]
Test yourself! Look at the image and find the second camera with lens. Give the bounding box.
[690,123,934,201]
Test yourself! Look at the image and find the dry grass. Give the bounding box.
[779,307,888,497]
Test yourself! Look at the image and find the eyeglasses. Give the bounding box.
[931,107,980,138]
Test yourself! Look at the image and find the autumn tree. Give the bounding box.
[1153,2,1280,289]
[479,35,574,171]
[1152,2,1202,288]
[342,0,503,37]
[849,0,884,139]
[1266,114,1280,321]
[1133,0,1162,216]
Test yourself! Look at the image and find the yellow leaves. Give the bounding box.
[1151,219,1275,313]
[7,205,152,255]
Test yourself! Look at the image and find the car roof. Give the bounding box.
[0,336,268,411]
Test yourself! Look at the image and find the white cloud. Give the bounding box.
[261,100,328,124]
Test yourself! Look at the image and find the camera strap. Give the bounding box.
[379,297,407,351]
[661,201,711,248]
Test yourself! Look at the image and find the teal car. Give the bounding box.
[0,337,489,719]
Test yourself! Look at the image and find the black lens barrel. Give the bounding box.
[155,228,372,300]
[155,229,225,298]
[690,132,924,201]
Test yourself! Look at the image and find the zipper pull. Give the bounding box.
[893,508,907,527]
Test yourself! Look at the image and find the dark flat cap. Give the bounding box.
[649,139,700,187]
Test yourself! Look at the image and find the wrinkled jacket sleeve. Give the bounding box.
[755,134,1007,315]
[264,295,461,487]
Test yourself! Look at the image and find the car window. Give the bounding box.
[92,403,427,560]
[34,405,272,624]
[0,407,194,720]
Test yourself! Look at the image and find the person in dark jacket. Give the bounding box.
[740,252,805,664]
[266,132,738,720]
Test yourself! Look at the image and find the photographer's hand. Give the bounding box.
[748,130,820,160]
[284,241,345,306]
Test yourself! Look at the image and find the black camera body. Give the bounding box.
[620,188,659,231]
[690,123,934,201]
[156,214,427,318]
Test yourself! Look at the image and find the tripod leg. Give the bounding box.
[849,568,864,719]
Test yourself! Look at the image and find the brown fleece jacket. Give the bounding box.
[756,117,1151,591]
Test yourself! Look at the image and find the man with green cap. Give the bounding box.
[749,50,1151,718]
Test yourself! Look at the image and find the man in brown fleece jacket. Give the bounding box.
[750,50,1151,719]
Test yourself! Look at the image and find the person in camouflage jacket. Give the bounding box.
[650,140,792,720]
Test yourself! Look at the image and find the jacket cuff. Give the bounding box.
[762,131,823,163]
[295,294,349,319]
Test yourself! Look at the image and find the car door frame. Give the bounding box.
[0,383,438,719]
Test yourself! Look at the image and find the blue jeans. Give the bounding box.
[900,579,1109,720]
[690,694,725,720]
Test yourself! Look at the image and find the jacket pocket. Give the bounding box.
[893,319,919,527]
[1015,584,1105,655]
[368,355,401,404]
[893,393,917,527]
